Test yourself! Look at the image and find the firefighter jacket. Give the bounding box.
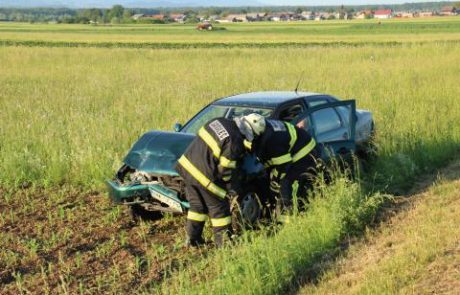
[176,118,245,199]
[252,119,317,180]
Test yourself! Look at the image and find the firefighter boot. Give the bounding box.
[213,226,233,248]
[185,219,206,247]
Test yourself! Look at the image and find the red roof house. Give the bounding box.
[374,9,393,19]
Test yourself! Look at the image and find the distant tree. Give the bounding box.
[295,7,303,14]
[339,5,346,19]
[184,10,199,23]
[454,2,460,9]
[123,9,133,20]
[111,17,121,24]
[206,8,222,16]
[109,5,124,20]
[91,9,102,22]
[102,9,111,23]
[220,10,230,17]
[80,8,102,22]
[60,15,75,23]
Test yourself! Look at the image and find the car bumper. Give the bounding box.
[106,180,150,205]
[106,180,190,213]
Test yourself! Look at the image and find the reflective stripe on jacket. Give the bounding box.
[176,118,245,198]
[254,120,316,171]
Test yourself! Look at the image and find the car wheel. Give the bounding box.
[231,190,262,231]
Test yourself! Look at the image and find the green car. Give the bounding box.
[107,91,374,224]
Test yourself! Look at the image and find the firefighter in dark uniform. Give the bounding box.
[238,113,320,215]
[175,117,247,247]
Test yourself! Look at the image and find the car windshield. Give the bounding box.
[181,105,273,134]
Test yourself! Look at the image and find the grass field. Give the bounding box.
[1,18,460,45]
[0,17,460,294]
[300,159,460,295]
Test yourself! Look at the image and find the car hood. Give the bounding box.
[123,131,195,176]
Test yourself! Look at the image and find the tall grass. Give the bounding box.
[300,169,460,295]
[1,20,460,294]
[152,174,386,295]
[1,44,459,191]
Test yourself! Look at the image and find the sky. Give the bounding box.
[264,0,449,4]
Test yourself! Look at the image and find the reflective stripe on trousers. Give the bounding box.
[187,211,207,222]
[210,216,232,227]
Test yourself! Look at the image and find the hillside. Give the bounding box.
[299,159,460,295]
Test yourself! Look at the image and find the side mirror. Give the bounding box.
[173,123,183,132]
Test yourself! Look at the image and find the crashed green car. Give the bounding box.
[107,91,374,224]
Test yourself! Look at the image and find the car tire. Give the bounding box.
[231,188,263,231]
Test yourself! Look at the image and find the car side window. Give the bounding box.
[311,107,342,134]
[278,103,304,122]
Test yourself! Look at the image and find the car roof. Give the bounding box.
[213,91,326,108]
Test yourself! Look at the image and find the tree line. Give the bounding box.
[1,2,459,24]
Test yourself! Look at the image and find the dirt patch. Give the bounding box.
[0,187,205,294]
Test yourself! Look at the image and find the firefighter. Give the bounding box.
[238,113,320,215]
[175,117,247,247]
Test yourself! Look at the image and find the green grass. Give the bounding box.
[1,18,460,294]
[300,162,460,295]
[153,174,387,295]
[1,18,460,44]
[1,43,459,191]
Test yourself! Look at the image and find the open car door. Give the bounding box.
[294,100,356,161]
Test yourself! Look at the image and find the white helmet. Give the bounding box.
[234,113,266,142]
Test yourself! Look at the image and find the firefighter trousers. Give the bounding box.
[185,182,232,247]
[279,157,318,211]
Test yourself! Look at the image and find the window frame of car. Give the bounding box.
[293,99,357,144]
[272,98,307,123]
[304,95,348,131]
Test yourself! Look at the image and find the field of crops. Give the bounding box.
[1,17,460,294]
[1,18,460,46]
